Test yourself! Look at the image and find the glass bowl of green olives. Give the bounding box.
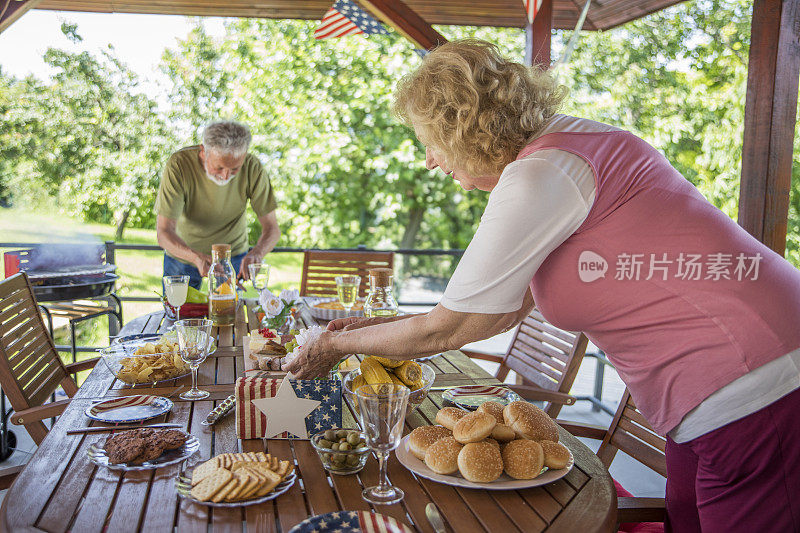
[311,428,370,475]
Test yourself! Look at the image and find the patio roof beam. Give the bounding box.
[359,0,447,51]
[0,0,43,34]
[738,0,800,255]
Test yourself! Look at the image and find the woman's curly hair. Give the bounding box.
[393,39,567,177]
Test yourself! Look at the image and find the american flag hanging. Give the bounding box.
[314,0,389,40]
[523,0,545,24]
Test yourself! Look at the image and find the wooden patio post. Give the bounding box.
[738,0,800,255]
[525,0,553,69]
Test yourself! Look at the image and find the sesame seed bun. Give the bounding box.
[436,407,469,430]
[477,401,505,424]
[452,411,497,444]
[490,423,516,442]
[503,401,559,442]
[407,425,452,460]
[540,440,570,470]
[457,441,503,483]
[424,437,463,475]
[501,439,545,480]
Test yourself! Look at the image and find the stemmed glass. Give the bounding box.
[248,263,271,292]
[335,275,361,316]
[163,275,190,320]
[355,384,410,505]
[175,318,213,400]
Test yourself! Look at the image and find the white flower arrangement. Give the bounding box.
[258,287,299,328]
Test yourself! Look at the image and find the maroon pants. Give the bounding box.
[665,386,800,533]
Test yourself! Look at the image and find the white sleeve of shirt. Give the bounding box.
[440,150,596,314]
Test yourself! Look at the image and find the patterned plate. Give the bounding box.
[441,384,523,410]
[289,510,414,533]
[396,434,574,490]
[175,471,297,507]
[88,433,199,471]
[85,395,174,424]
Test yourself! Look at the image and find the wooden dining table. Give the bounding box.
[1,300,616,532]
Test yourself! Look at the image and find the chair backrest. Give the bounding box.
[0,273,77,444]
[497,308,588,417]
[597,389,667,477]
[300,250,395,299]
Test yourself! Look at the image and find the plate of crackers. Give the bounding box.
[177,452,296,507]
[89,428,199,471]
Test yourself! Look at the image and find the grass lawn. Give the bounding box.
[1,207,302,372]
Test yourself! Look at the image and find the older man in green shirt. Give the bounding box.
[155,120,280,288]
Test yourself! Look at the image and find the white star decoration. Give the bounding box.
[251,379,321,439]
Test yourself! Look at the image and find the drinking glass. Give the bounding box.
[175,318,213,400]
[335,275,361,316]
[355,384,409,505]
[248,263,271,292]
[163,275,190,320]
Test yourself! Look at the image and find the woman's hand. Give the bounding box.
[326,316,399,332]
[326,317,369,331]
[282,331,341,379]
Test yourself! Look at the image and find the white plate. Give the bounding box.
[88,433,200,471]
[303,297,364,320]
[395,434,574,490]
[175,471,297,507]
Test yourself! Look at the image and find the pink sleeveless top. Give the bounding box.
[521,131,800,435]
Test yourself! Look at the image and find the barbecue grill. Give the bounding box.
[3,244,119,302]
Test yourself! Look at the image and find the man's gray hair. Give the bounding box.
[202,120,252,156]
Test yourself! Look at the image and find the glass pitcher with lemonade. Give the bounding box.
[364,268,398,318]
[208,243,237,326]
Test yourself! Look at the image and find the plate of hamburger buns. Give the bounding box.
[395,401,573,490]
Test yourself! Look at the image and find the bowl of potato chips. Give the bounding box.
[99,338,192,385]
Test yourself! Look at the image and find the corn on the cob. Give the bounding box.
[395,361,424,389]
[370,355,403,369]
[360,357,393,386]
[388,372,408,389]
[351,374,367,392]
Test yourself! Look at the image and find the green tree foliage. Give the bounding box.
[4,0,800,267]
[160,21,524,277]
[556,0,800,262]
[0,26,174,239]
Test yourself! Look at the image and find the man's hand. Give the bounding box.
[282,332,341,379]
[237,249,263,282]
[193,253,212,277]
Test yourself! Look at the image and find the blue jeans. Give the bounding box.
[163,252,247,290]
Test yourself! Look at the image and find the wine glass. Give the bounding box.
[175,318,213,400]
[248,263,271,292]
[355,384,409,505]
[163,275,190,320]
[335,275,361,316]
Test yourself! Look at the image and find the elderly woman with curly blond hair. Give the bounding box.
[286,40,800,532]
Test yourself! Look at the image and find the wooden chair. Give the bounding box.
[559,389,667,526]
[0,273,99,445]
[462,308,589,417]
[300,250,394,299]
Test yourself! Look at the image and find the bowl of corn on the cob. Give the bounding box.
[342,357,436,411]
